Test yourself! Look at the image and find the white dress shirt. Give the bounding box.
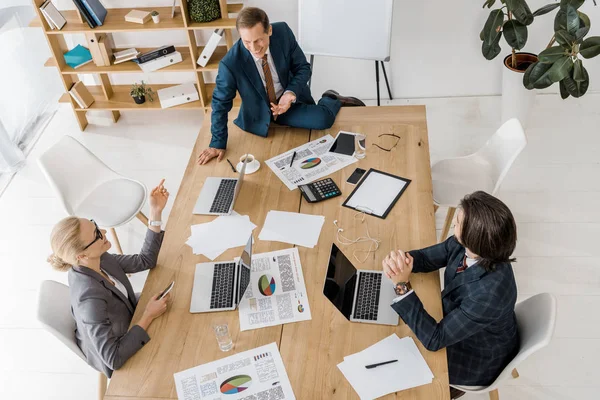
[391,253,479,303]
[251,48,286,100]
[102,269,129,299]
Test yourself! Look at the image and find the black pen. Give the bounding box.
[289,151,297,167]
[226,158,237,173]
[365,359,398,369]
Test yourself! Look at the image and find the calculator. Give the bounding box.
[298,178,342,203]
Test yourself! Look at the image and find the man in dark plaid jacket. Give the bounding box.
[383,191,519,398]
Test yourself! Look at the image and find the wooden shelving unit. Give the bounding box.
[31,0,241,131]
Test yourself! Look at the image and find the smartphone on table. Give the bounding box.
[158,281,175,300]
[346,168,366,185]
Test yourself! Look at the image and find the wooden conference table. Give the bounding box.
[105,106,450,400]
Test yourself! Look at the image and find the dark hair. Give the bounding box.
[236,7,270,32]
[459,191,517,271]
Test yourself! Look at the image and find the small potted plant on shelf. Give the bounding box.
[130,81,155,105]
[151,10,160,23]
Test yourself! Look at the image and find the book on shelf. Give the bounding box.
[40,1,66,30]
[98,34,113,66]
[80,0,107,26]
[64,44,93,69]
[69,81,95,109]
[113,48,140,64]
[85,33,107,66]
[124,10,151,24]
[72,0,97,28]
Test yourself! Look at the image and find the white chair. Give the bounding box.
[432,118,526,242]
[37,136,148,253]
[37,280,108,400]
[451,293,557,400]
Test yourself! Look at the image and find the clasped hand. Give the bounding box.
[382,249,414,284]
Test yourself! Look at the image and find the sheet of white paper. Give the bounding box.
[345,171,408,217]
[265,134,358,190]
[174,342,295,400]
[338,335,433,399]
[258,211,325,248]
[238,247,312,331]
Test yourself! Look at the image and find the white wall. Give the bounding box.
[52,0,600,100]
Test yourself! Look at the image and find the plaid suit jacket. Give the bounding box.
[391,236,519,386]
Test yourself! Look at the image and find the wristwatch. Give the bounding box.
[394,281,412,296]
[148,220,162,227]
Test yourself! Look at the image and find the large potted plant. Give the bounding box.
[480,0,560,128]
[523,0,600,99]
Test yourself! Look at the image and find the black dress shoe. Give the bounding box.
[322,89,366,107]
[450,387,466,399]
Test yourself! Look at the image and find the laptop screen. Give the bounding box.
[237,235,253,305]
[323,243,357,320]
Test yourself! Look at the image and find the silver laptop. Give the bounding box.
[190,235,253,313]
[323,243,399,326]
[193,160,247,215]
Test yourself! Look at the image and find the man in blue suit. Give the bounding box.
[382,191,519,399]
[197,7,365,165]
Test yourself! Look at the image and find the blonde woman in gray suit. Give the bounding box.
[48,179,171,377]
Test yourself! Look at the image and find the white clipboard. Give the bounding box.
[342,169,411,219]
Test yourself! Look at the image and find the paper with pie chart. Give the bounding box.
[265,133,358,190]
[238,247,312,331]
[174,342,295,400]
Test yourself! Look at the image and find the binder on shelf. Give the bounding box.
[135,45,176,64]
[197,29,224,67]
[72,0,97,28]
[69,82,95,109]
[124,10,151,24]
[157,83,199,109]
[64,44,93,69]
[40,1,66,30]
[80,0,107,26]
[97,34,113,66]
[138,51,183,73]
[85,33,106,66]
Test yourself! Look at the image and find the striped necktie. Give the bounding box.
[456,255,468,273]
[261,54,277,105]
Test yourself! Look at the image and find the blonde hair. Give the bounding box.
[47,216,85,272]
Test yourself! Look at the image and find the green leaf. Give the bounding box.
[559,80,570,99]
[483,0,497,8]
[532,3,560,17]
[503,20,528,49]
[580,37,600,59]
[560,0,585,10]
[573,59,584,81]
[555,30,576,47]
[563,66,589,97]
[483,9,505,46]
[539,46,568,63]
[554,5,580,35]
[547,56,574,82]
[523,61,554,89]
[506,0,534,25]
[578,11,590,28]
[482,35,503,60]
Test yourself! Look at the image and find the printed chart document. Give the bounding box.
[266,134,357,190]
[258,211,325,248]
[239,247,312,331]
[337,334,433,399]
[186,212,256,260]
[174,342,295,400]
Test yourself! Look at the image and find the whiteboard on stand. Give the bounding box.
[298,0,394,61]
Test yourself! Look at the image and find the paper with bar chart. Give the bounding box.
[238,247,312,331]
[265,134,357,190]
[174,342,295,400]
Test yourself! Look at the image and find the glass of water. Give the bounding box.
[213,324,233,352]
[354,134,366,159]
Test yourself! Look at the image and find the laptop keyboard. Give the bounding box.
[209,179,237,214]
[210,262,236,309]
[353,272,382,321]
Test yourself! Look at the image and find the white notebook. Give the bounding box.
[41,0,66,30]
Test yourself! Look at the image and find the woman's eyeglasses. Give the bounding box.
[373,133,401,152]
[82,220,103,250]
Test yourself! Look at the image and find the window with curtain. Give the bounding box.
[0,0,62,176]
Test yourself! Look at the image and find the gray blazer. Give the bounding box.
[68,229,164,377]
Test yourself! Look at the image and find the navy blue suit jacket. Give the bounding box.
[392,236,519,386]
[210,22,314,149]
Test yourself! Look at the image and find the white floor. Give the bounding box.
[1,93,599,399]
